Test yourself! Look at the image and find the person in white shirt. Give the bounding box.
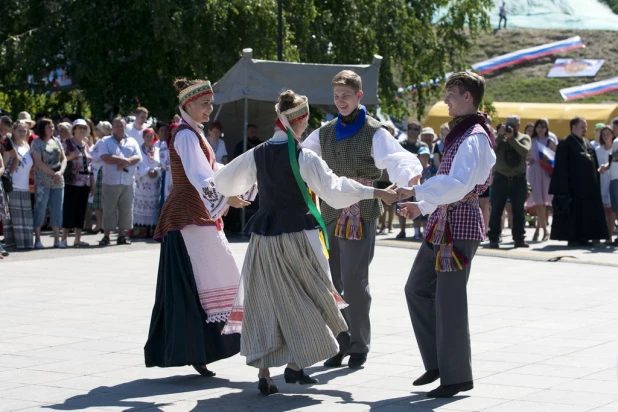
[599,119,618,245]
[397,72,496,398]
[125,106,150,146]
[93,118,142,246]
[2,121,34,249]
[303,70,422,370]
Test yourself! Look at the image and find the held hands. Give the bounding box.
[374,182,398,205]
[599,164,609,174]
[52,172,62,184]
[227,196,250,208]
[396,186,415,201]
[397,202,421,220]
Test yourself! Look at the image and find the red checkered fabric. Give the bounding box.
[425,124,492,241]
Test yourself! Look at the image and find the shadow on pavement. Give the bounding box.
[43,369,466,411]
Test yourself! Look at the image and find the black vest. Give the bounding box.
[244,141,319,236]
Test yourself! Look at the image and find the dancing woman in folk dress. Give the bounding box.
[144,78,256,377]
[214,90,398,395]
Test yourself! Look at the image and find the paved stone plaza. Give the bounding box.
[1,232,618,412]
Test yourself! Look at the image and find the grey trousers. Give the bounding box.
[405,240,479,385]
[327,218,377,355]
[102,184,134,231]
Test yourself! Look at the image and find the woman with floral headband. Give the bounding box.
[144,78,255,377]
[214,89,397,395]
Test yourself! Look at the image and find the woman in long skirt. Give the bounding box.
[2,121,34,249]
[144,78,255,376]
[214,90,397,395]
[133,128,162,238]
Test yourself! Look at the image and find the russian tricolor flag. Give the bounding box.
[472,36,585,75]
[559,77,618,101]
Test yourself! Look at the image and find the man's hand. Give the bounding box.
[397,187,415,200]
[227,196,250,208]
[599,164,609,174]
[396,202,421,220]
[374,188,398,205]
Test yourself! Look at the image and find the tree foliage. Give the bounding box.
[0,0,492,120]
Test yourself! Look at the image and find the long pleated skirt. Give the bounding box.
[144,230,240,367]
[237,229,348,369]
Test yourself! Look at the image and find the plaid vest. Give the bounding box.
[154,123,220,240]
[318,116,383,224]
[425,124,491,242]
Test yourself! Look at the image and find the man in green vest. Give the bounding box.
[303,70,422,369]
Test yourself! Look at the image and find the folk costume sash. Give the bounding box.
[427,113,494,272]
[275,100,330,255]
[332,105,374,240]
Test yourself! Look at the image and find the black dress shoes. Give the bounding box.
[427,381,473,398]
[348,353,367,369]
[324,352,348,367]
[513,240,529,248]
[192,364,216,377]
[413,369,440,386]
[258,378,278,395]
[284,368,319,384]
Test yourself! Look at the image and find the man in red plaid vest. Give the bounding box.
[397,72,496,398]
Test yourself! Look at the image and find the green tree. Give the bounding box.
[0,0,492,120]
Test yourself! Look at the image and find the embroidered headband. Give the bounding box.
[276,99,309,123]
[178,81,213,106]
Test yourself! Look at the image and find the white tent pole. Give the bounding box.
[241,48,252,231]
[213,103,223,120]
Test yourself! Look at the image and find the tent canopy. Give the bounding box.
[424,102,618,140]
[211,49,382,159]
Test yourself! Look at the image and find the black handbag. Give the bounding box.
[1,172,12,194]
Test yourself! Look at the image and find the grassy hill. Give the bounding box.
[468,29,618,104]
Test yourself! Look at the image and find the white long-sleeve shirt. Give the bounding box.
[414,133,496,216]
[214,132,375,209]
[303,126,422,186]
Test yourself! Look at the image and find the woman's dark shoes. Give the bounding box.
[117,236,131,245]
[413,369,440,386]
[323,352,348,367]
[284,368,318,385]
[258,378,278,395]
[0,244,9,257]
[427,381,473,398]
[99,236,110,246]
[348,353,367,369]
[192,364,216,377]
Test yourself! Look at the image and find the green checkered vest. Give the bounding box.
[318,116,383,224]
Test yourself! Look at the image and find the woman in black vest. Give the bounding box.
[214,90,397,395]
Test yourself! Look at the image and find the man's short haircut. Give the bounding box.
[332,70,362,93]
[247,124,257,130]
[407,120,421,130]
[506,114,520,126]
[570,116,585,130]
[0,116,13,127]
[135,106,148,116]
[611,117,618,127]
[445,72,486,109]
[113,117,126,126]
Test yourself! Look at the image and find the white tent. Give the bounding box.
[211,48,383,158]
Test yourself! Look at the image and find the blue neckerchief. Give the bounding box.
[335,105,366,141]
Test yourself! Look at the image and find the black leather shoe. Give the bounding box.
[487,241,499,249]
[427,381,473,398]
[348,353,367,369]
[324,352,348,367]
[258,378,278,395]
[514,240,529,248]
[192,364,216,377]
[413,369,440,386]
[284,368,318,384]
